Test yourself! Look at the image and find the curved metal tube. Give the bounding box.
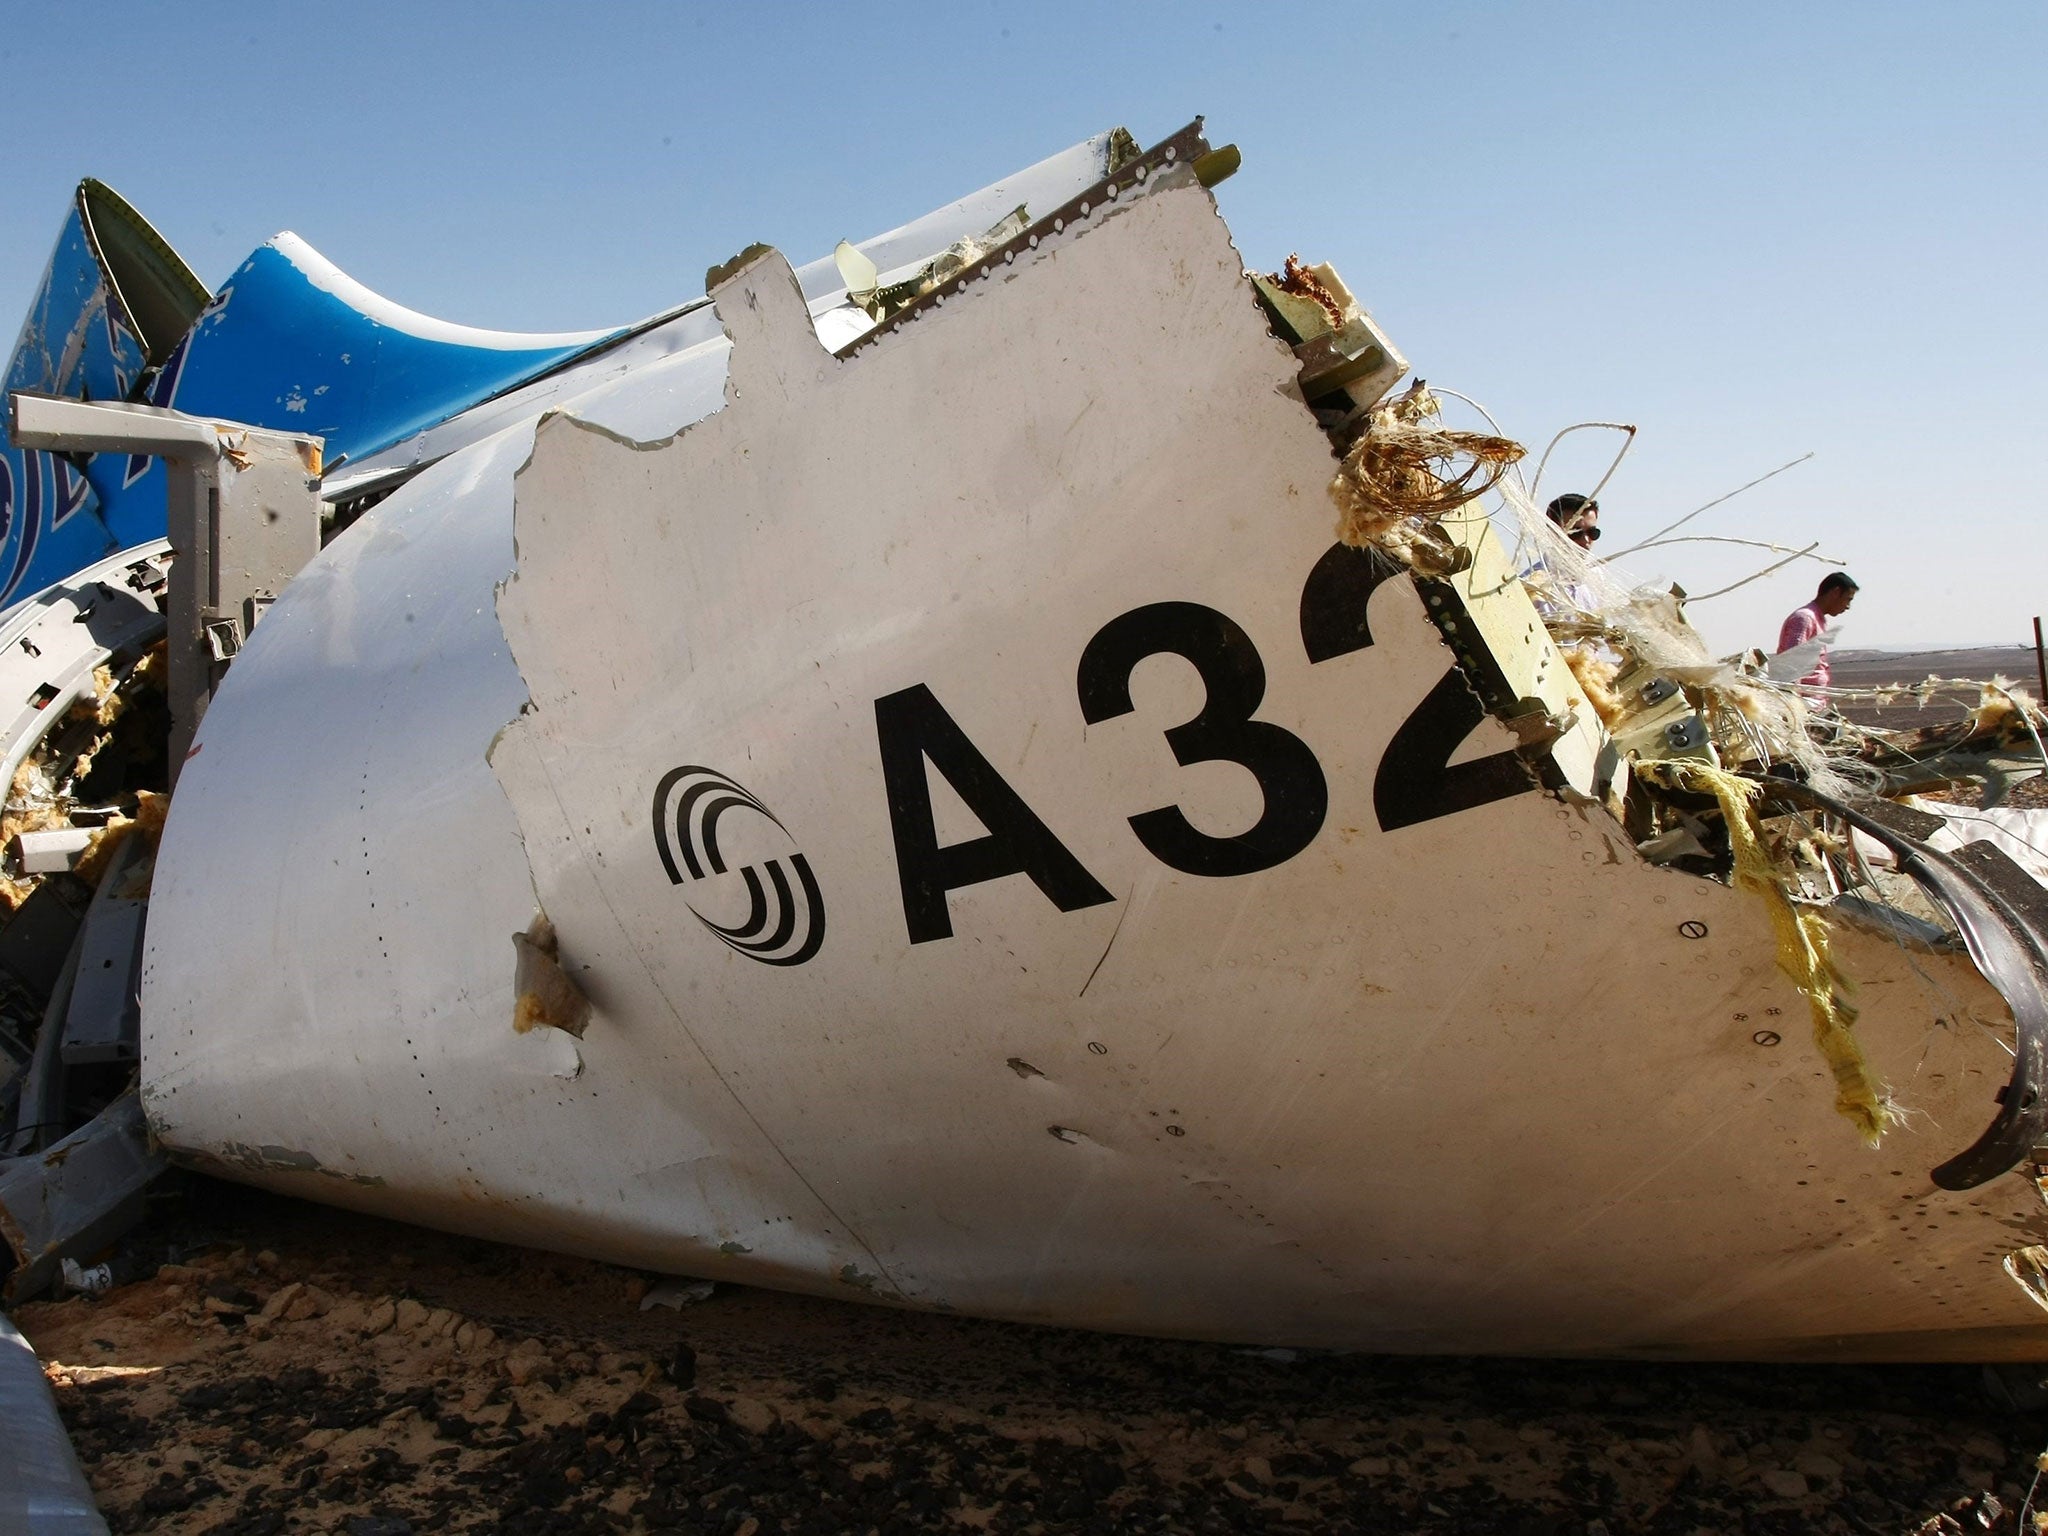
[0,1309,108,1532]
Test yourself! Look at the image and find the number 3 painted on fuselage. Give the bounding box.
[1077,601,1328,876]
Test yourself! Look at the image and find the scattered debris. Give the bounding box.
[0,1091,168,1303]
[0,641,169,920]
[639,1278,717,1312]
[2003,1247,2048,1313]
[1295,335,2048,1156]
[835,204,1032,323]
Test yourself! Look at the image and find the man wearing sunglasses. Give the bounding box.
[1523,492,1604,619]
[1546,492,1601,550]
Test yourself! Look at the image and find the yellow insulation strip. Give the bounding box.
[1644,761,1895,1145]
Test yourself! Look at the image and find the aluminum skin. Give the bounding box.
[132,130,2047,1360]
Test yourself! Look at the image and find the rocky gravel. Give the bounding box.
[13,1176,2048,1534]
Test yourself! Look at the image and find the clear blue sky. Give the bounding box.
[5,2,2042,654]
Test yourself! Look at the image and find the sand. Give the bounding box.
[12,1176,2045,1534]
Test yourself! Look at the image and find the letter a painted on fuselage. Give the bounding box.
[874,684,1114,944]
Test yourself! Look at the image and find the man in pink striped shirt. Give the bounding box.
[1776,572,1858,692]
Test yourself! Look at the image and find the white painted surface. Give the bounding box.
[142,151,2048,1359]
[1853,805,2048,887]
[268,233,614,351]
[1927,805,2048,885]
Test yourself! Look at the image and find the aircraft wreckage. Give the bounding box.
[1,121,2046,1362]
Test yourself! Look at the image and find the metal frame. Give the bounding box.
[7,394,321,783]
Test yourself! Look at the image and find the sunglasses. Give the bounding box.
[1569,525,1602,545]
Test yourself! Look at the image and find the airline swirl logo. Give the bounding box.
[651,766,825,967]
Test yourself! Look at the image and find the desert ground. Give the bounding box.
[1832,646,2045,739]
[14,1174,2048,1536]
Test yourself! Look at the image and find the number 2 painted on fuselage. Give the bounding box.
[1297,543,1537,832]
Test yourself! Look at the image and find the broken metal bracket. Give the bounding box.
[58,833,149,1068]
[203,615,243,663]
[0,1088,165,1304]
[1605,665,1715,767]
[8,393,322,787]
[1757,779,2048,1190]
[1292,322,1408,411]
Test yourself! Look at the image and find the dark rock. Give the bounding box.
[205,1281,261,1312]
[684,1394,730,1424]
[665,1342,697,1388]
[139,1481,195,1515]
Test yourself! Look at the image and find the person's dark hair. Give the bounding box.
[1545,493,1597,527]
[1817,572,1858,598]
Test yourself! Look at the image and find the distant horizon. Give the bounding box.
[1833,644,2041,659]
